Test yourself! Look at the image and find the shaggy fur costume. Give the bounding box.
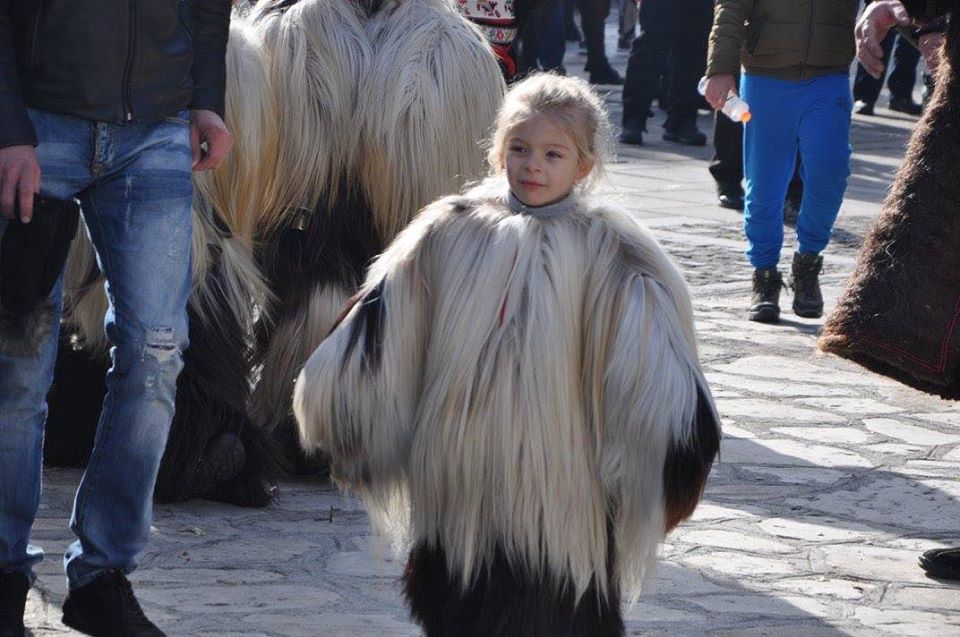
[44,0,504,502]
[242,0,505,462]
[295,181,721,635]
[820,6,960,398]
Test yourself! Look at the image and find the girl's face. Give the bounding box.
[502,113,592,207]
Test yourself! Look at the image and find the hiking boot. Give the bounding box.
[62,571,165,637]
[749,267,782,323]
[0,572,29,637]
[790,252,824,318]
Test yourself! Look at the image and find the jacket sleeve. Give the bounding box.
[188,0,231,117]
[0,0,37,148]
[293,203,444,493]
[587,212,721,596]
[706,0,754,77]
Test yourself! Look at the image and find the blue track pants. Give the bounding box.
[741,73,852,268]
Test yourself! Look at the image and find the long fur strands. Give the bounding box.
[295,180,721,609]
[245,0,372,230]
[192,21,281,244]
[358,0,505,239]
[819,10,960,396]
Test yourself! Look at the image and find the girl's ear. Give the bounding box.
[577,158,594,182]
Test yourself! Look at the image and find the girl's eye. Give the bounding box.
[509,144,526,153]
[547,151,563,159]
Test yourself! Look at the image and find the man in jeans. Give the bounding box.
[0,1,233,636]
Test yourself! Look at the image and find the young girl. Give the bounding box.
[294,74,721,636]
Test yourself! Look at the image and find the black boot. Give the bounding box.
[0,572,29,637]
[790,252,824,318]
[62,572,165,637]
[749,267,782,323]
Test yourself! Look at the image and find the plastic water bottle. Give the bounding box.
[698,77,752,124]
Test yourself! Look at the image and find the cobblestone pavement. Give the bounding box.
[22,35,960,637]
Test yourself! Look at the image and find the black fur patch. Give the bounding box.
[343,279,385,372]
[662,385,721,530]
[403,540,624,637]
[44,334,108,467]
[253,178,383,472]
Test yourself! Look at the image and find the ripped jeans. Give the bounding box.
[0,108,192,589]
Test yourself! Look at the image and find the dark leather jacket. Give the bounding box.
[0,0,231,149]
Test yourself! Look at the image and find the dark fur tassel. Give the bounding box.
[404,536,624,637]
[253,177,382,473]
[819,15,960,398]
[0,302,56,358]
[663,385,721,531]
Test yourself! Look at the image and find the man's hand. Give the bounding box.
[703,74,737,111]
[0,145,41,223]
[190,109,233,172]
[856,0,911,79]
[919,32,945,76]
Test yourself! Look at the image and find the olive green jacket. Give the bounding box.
[706,0,858,80]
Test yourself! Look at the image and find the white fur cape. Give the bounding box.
[294,179,719,600]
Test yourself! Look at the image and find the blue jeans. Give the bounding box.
[741,73,852,268]
[0,108,193,589]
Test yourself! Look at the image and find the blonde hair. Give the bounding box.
[487,72,613,191]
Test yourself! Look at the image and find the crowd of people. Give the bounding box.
[0,0,955,636]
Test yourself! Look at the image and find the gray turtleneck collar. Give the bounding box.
[508,191,577,219]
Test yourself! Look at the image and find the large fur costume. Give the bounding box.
[819,5,960,398]
[294,180,721,635]
[44,0,505,503]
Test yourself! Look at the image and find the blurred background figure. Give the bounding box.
[619,0,713,146]
[853,1,924,117]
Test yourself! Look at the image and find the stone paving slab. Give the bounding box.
[20,21,960,637]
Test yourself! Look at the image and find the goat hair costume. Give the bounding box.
[819,2,960,398]
[295,181,721,636]
[43,0,505,505]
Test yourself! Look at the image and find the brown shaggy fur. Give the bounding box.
[819,9,960,398]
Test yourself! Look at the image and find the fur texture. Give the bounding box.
[819,12,960,398]
[295,180,721,629]
[244,0,504,450]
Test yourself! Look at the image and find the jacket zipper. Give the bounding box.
[801,0,814,78]
[122,0,137,121]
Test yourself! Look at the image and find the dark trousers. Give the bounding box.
[710,108,744,192]
[518,0,565,74]
[853,31,921,104]
[576,0,611,70]
[621,0,712,131]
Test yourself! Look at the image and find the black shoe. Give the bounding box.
[889,96,924,115]
[618,126,644,146]
[588,63,623,85]
[749,267,782,323]
[190,432,247,498]
[854,100,875,116]
[62,572,165,637]
[920,547,960,580]
[663,126,707,146]
[0,572,29,637]
[789,251,824,318]
[717,192,744,211]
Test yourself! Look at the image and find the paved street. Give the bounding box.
[22,41,960,637]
